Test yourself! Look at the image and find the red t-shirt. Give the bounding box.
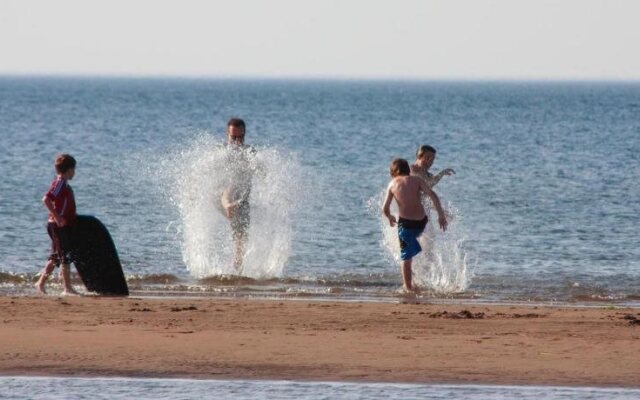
[45,177,76,224]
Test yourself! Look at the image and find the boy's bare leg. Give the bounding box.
[232,235,246,274]
[35,260,56,294]
[60,264,78,295]
[401,259,414,292]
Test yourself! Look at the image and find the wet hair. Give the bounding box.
[390,158,411,177]
[54,154,76,174]
[416,145,436,159]
[227,118,246,134]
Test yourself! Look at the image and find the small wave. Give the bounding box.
[570,294,627,302]
[0,271,34,285]
[198,275,259,286]
[570,292,640,303]
[312,273,399,288]
[126,274,182,285]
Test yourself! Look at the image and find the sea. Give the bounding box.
[1,77,640,397]
[1,77,638,303]
[2,377,640,400]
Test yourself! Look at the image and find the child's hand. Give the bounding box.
[225,203,237,219]
[442,168,456,176]
[56,216,67,227]
[438,215,447,231]
[387,215,397,227]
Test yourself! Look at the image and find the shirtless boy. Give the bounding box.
[382,158,447,292]
[410,145,455,188]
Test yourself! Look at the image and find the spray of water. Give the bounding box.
[161,134,300,279]
[371,191,471,294]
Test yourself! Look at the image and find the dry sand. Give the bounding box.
[1,296,639,387]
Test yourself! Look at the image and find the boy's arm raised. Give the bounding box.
[419,180,447,231]
[382,185,397,227]
[430,168,456,187]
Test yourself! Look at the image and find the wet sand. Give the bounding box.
[0,296,639,387]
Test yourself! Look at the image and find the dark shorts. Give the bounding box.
[230,201,250,240]
[47,222,73,266]
[398,217,428,261]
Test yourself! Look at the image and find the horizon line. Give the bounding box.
[1,72,639,83]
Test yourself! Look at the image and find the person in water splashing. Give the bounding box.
[410,144,455,253]
[220,118,256,272]
[410,145,455,188]
[383,158,448,293]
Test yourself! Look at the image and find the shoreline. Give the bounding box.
[1,296,639,387]
[3,286,640,309]
[4,375,640,392]
[116,293,640,310]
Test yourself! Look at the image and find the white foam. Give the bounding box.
[161,134,300,279]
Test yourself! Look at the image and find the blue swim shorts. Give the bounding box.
[398,217,428,260]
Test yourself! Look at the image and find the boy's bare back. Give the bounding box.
[383,158,447,231]
[388,175,427,221]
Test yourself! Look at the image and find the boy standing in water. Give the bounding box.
[221,118,255,272]
[36,154,79,295]
[411,145,455,188]
[383,158,448,292]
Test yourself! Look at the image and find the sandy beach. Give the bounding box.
[0,296,638,387]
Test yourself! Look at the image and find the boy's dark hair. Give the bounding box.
[390,158,411,177]
[55,154,76,174]
[227,118,246,133]
[416,145,436,158]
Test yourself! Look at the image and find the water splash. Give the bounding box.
[370,191,471,294]
[160,134,300,279]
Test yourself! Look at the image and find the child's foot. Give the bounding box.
[35,283,47,295]
[401,285,420,295]
[62,287,80,296]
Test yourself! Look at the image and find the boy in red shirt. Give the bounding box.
[36,154,79,295]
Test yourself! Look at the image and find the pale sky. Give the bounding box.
[1,0,639,80]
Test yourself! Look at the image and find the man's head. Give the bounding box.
[390,158,411,177]
[227,118,246,146]
[55,154,76,179]
[416,145,436,169]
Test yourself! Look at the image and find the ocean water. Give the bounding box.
[2,377,640,400]
[1,77,639,303]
